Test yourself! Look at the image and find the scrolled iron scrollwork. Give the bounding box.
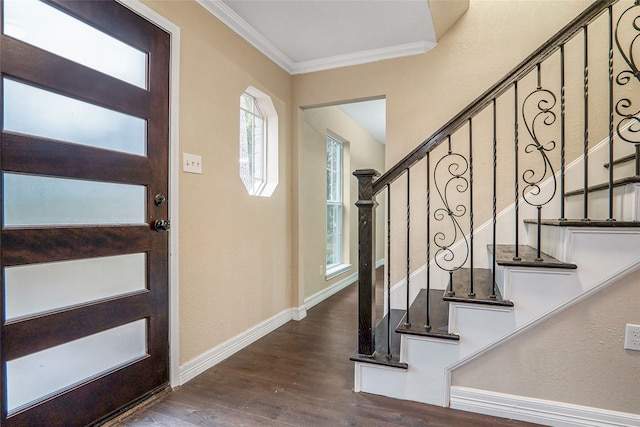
[433,151,469,273]
[521,87,558,208]
[615,1,640,143]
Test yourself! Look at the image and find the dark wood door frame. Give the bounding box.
[0,0,180,424]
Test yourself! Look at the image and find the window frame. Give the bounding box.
[239,92,266,195]
[326,135,343,271]
[238,86,278,197]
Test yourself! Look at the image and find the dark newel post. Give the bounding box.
[353,169,380,356]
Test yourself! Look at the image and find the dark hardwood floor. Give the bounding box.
[116,271,541,426]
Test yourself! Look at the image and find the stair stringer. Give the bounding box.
[446,260,640,426]
[356,227,640,407]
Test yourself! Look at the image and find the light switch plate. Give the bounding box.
[183,153,202,174]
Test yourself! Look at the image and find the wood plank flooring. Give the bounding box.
[116,275,541,426]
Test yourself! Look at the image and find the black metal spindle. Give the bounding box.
[445,136,455,297]
[446,272,454,297]
[608,5,615,221]
[468,119,475,297]
[522,61,557,261]
[536,63,543,262]
[386,184,392,359]
[491,99,497,299]
[560,45,566,221]
[425,154,432,330]
[404,169,411,328]
[536,206,543,261]
[636,145,640,176]
[513,81,521,261]
[583,26,590,221]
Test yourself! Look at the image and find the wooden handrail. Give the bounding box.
[372,0,616,196]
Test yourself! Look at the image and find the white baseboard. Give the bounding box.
[450,386,640,427]
[303,272,358,310]
[179,308,292,385]
[291,305,307,321]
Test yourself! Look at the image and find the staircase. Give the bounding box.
[351,1,640,425]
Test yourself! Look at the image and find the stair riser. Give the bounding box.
[354,336,459,406]
[448,304,513,359]
[447,268,580,343]
[564,183,640,221]
[502,268,580,325]
[527,224,640,267]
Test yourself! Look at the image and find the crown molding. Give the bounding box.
[195,0,295,73]
[291,41,436,75]
[195,0,436,75]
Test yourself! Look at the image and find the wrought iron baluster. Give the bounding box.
[513,81,521,261]
[468,118,475,297]
[614,1,640,177]
[608,5,615,221]
[491,99,498,299]
[583,26,590,221]
[425,154,432,330]
[522,62,558,262]
[560,44,566,221]
[404,169,411,328]
[386,184,392,359]
[434,136,469,298]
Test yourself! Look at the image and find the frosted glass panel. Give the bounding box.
[7,320,147,411]
[3,0,147,88]
[3,173,146,227]
[5,254,146,320]
[3,79,146,156]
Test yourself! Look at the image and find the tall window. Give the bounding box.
[239,92,265,195]
[238,87,279,197]
[326,135,343,268]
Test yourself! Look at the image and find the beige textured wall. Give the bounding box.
[142,0,293,365]
[428,0,469,40]
[294,0,594,286]
[452,268,640,414]
[299,106,385,300]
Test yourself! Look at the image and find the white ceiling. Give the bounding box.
[195,0,437,75]
[193,1,469,146]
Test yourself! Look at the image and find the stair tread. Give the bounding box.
[489,244,576,269]
[604,153,636,169]
[350,309,408,369]
[442,268,513,306]
[526,218,640,227]
[396,289,460,340]
[564,176,640,197]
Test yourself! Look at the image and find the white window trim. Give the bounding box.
[239,86,278,197]
[326,263,351,281]
[326,134,343,269]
